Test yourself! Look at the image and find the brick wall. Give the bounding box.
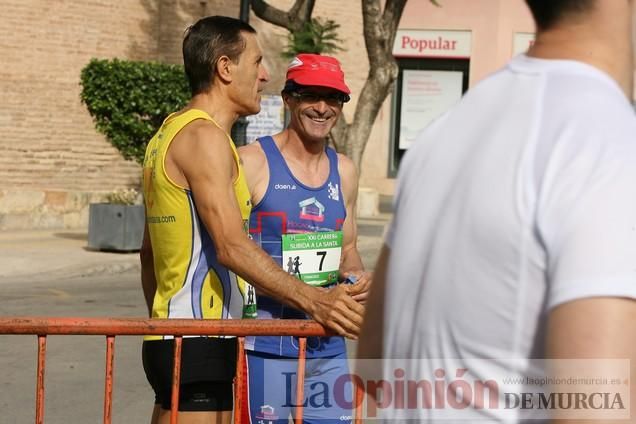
[0,0,238,229]
[2,1,153,192]
[157,0,239,64]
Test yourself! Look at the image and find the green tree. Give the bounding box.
[282,17,344,58]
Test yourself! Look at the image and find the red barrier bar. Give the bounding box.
[294,337,307,423]
[354,375,364,423]
[0,318,329,337]
[234,337,245,424]
[35,335,46,424]
[170,336,183,424]
[103,336,115,424]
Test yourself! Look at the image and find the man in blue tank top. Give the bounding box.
[239,54,370,423]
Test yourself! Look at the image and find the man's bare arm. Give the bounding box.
[337,153,370,301]
[139,222,156,317]
[546,297,636,424]
[175,124,364,337]
[338,154,363,271]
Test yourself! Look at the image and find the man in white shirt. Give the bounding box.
[358,0,636,422]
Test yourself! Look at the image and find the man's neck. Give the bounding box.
[186,89,239,134]
[527,6,634,97]
[280,128,327,163]
[273,128,330,187]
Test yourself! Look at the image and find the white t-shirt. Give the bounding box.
[380,55,636,421]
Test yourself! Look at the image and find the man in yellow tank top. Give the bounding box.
[140,15,366,424]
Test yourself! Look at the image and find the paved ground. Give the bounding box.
[0,229,140,285]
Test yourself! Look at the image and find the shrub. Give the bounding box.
[80,58,190,164]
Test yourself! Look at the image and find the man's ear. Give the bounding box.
[215,55,233,84]
[281,92,292,109]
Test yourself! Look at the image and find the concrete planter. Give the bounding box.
[87,203,144,251]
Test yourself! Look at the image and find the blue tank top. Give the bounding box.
[245,136,347,357]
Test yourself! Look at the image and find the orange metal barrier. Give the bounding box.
[0,317,364,424]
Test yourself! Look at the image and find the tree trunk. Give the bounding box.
[335,0,406,169]
[250,0,315,32]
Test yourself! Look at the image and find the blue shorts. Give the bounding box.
[245,350,354,423]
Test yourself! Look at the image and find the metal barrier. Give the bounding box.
[0,317,364,424]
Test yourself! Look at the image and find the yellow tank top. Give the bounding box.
[142,109,252,340]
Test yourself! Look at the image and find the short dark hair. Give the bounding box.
[182,15,256,96]
[525,0,595,31]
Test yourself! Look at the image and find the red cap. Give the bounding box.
[285,54,350,94]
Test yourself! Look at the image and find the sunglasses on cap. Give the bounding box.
[287,90,350,105]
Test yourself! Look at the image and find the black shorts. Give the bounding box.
[142,337,237,411]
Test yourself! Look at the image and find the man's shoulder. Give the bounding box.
[238,139,267,170]
[503,56,628,111]
[540,63,630,110]
[546,79,636,137]
[169,119,235,172]
[238,139,265,158]
[238,138,263,155]
[518,61,636,139]
[335,153,357,179]
[179,118,227,143]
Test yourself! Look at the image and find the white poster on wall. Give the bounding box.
[512,32,535,56]
[399,70,463,150]
[245,95,285,142]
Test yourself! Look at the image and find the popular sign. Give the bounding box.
[393,30,472,59]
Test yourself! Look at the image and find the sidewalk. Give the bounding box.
[0,229,140,284]
[0,196,392,284]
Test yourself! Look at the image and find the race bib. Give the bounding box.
[281,231,342,286]
[241,279,257,319]
[242,225,258,318]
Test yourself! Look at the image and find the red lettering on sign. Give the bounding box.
[401,35,459,52]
